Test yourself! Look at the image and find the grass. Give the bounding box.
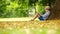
[0,17,60,34]
[0,17,35,21]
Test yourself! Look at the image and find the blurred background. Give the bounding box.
[0,0,56,18]
[0,0,60,34]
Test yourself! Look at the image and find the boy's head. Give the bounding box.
[45,6,50,10]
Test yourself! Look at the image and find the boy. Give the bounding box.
[31,5,50,21]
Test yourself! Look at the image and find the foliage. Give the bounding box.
[0,0,28,18]
[0,0,56,18]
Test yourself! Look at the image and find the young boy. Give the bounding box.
[31,5,50,21]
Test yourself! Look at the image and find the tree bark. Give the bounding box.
[49,0,60,20]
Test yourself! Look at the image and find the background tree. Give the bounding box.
[50,0,60,19]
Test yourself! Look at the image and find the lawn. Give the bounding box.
[0,18,60,34]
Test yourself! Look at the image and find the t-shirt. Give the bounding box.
[42,11,50,20]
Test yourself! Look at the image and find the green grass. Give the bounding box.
[0,17,37,21]
[0,28,60,34]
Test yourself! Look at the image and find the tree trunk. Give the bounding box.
[49,0,60,20]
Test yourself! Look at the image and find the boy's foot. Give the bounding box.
[30,19,34,21]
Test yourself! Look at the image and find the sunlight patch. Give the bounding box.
[47,29,56,34]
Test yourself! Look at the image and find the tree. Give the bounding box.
[50,0,60,19]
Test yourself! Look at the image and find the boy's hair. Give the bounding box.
[46,5,50,11]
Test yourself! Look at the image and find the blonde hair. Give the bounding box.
[46,6,50,10]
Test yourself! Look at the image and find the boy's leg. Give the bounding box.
[31,12,40,21]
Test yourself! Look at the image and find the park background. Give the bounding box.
[0,0,60,34]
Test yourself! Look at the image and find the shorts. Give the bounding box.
[38,16,44,20]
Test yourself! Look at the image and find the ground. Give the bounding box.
[0,18,60,34]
